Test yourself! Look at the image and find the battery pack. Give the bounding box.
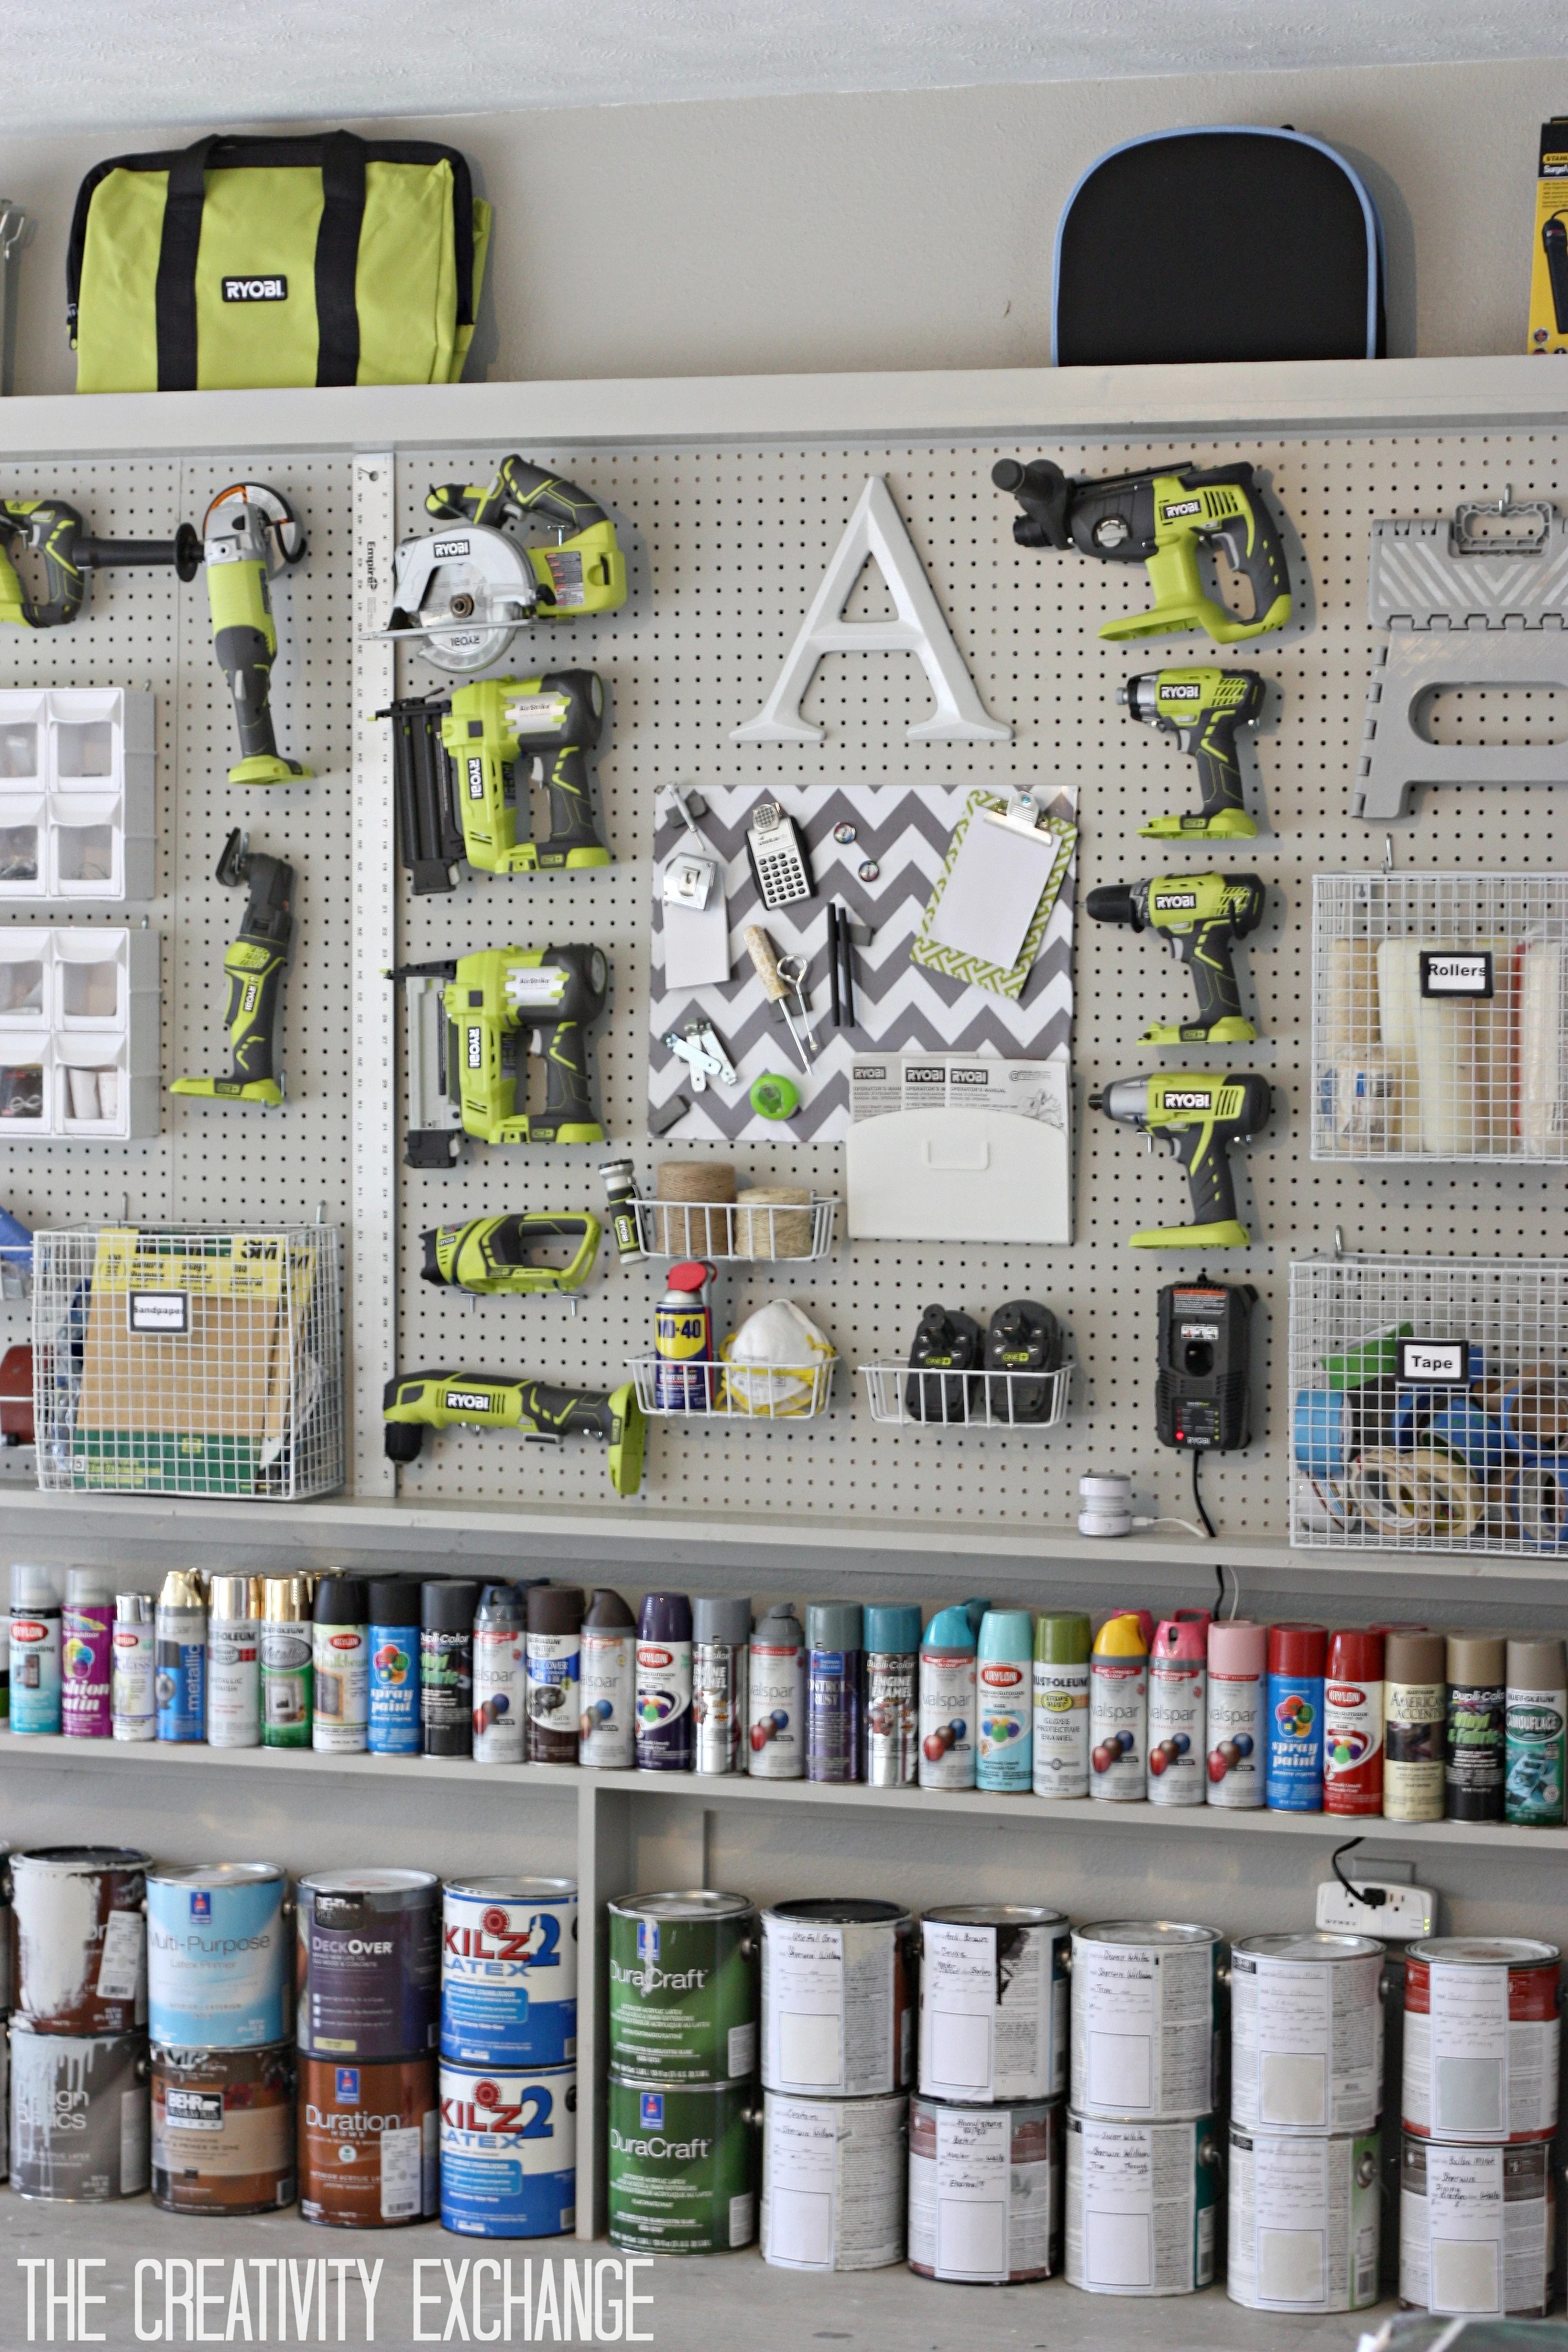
[1155,1277,1256,1451]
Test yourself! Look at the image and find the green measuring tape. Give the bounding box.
[749,1072,799,1121]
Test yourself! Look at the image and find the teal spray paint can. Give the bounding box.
[977,1609,1033,1792]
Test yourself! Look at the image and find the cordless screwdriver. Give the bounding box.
[1086,872,1265,1043]
[1120,667,1267,840]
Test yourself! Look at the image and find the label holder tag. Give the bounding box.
[127,1289,190,1336]
[1419,950,1493,999]
[1395,1338,1469,1385]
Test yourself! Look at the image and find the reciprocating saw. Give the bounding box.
[170,830,293,1106]
[993,457,1291,645]
[1086,872,1265,1044]
[1120,667,1267,840]
[1090,1072,1272,1248]
[387,944,608,1169]
[380,672,611,892]
[0,498,200,626]
[383,1370,645,1497]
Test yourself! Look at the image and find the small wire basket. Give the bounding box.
[629,1354,836,1420]
[859,1362,1072,1430]
[631,1195,838,1262]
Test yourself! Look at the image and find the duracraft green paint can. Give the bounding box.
[607,2074,758,2252]
[607,1889,758,2083]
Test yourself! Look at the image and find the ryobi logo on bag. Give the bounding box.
[221,276,289,304]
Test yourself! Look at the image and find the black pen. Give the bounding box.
[828,907,842,1028]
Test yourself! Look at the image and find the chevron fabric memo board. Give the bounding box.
[649,783,1076,1141]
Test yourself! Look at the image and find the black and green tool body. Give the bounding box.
[202,484,311,785]
[0,497,199,625]
[382,671,610,892]
[383,1368,644,1496]
[1120,667,1267,840]
[171,829,293,1107]
[426,455,627,617]
[421,1212,602,1297]
[1086,870,1264,1043]
[1090,1071,1272,1248]
[387,944,608,1167]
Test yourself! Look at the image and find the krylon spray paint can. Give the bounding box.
[1033,1610,1091,1800]
[807,1602,863,1784]
[1090,1611,1150,1800]
[312,1575,369,1755]
[694,1594,752,1777]
[863,1603,921,1788]
[526,1586,582,1766]
[155,1568,206,1743]
[368,1578,420,1757]
[1206,1619,1265,1807]
[260,1574,312,1749]
[471,1583,525,1764]
[9,1562,60,1735]
[1505,1636,1567,1827]
[919,1606,977,1790]
[579,1587,636,1769]
[749,1602,804,1779]
[977,1609,1033,1793]
[1267,1622,1326,1811]
[636,1591,693,1772]
[61,1566,113,1738]
[206,1574,261,1749]
[1148,1611,1208,1806]
[1324,1627,1385,1817]
[111,1591,155,1743]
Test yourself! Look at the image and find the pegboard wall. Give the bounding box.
[7,429,1568,1534]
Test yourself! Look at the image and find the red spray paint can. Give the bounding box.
[1324,1628,1385,1817]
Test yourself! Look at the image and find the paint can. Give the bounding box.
[297,2054,438,2227]
[440,1879,579,2068]
[1324,1627,1385,1816]
[1206,1619,1266,1807]
[761,1898,914,2097]
[606,2073,757,2253]
[1445,1631,1506,1822]
[806,1601,863,1783]
[1267,1622,1326,1811]
[526,1585,584,1766]
[636,1590,694,1772]
[1505,1635,1567,1826]
[1402,1937,1561,2144]
[1229,1931,1385,2134]
[1147,1613,1208,1806]
[297,1869,439,2059]
[976,1609,1033,1793]
[608,1890,758,2084]
[1385,1629,1447,1823]
[260,1573,313,1749]
[1033,1610,1091,1799]
[147,1863,290,2050]
[111,1590,155,1743]
[12,1845,148,2034]
[1090,1611,1149,1800]
[438,2058,576,2237]
[61,1567,113,1739]
[919,1904,1069,2104]
[761,2089,907,2272]
[422,1579,479,1759]
[10,2021,148,2202]
[748,1601,804,1779]
[863,1603,921,1787]
[919,1605,977,1790]
[694,1594,752,1777]
[206,1574,261,1750]
[367,1577,420,1757]
[151,2041,296,2214]
[312,1575,369,1754]
[155,1566,206,1743]
[1064,2111,1221,2295]
[579,1587,636,1768]
[1226,2125,1381,2312]
[1069,1921,1222,2122]
[1399,2132,1554,2318]
[908,2092,1061,2282]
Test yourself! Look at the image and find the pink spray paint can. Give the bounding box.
[1148,1610,1209,1807]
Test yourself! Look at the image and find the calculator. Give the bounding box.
[745,802,815,910]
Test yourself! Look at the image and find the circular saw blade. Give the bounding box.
[388,522,541,674]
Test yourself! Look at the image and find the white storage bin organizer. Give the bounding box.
[0,688,154,903]
[0,927,159,1138]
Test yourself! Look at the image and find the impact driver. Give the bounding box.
[383,1370,645,1497]
[1090,1072,1272,1248]
[1086,872,1265,1044]
[170,830,294,1106]
[0,497,200,627]
[1120,667,1267,840]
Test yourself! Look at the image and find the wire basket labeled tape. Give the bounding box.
[1290,1252,1568,1553]
[859,1362,1072,1430]
[1312,872,1568,1161]
[629,1354,835,1420]
[631,1194,838,1262]
[32,1225,344,1500]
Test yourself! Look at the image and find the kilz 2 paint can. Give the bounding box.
[762,2089,907,2272]
[146,1862,290,2050]
[438,2058,576,2238]
[919,1904,1069,2104]
[607,1890,758,2084]
[10,2022,150,2202]
[1227,2125,1381,2312]
[440,1879,579,2068]
[607,2074,757,2253]
[1069,1922,1222,2122]
[298,2055,438,2228]
[1402,1937,1560,2144]
[1399,2132,1555,2318]
[297,1870,439,2060]
[151,2041,296,2215]
[908,2093,1062,2283]
[1064,2112,1221,2296]
[762,1898,915,2098]
[1229,1931,1386,2136]
[12,1845,148,2035]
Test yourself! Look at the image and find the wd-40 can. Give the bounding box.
[1033,1610,1091,1799]
[749,1602,804,1778]
[580,1588,635,1768]
[654,1260,713,1411]
[977,1608,1033,1792]
[864,1604,920,1787]
[1148,1611,1208,1806]
[636,1591,693,1771]
[694,1595,751,1776]
[442,1879,578,2069]
[368,1579,420,1756]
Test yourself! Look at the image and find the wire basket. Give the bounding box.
[1311,872,1568,1161]
[631,1195,838,1262]
[32,1225,345,1500]
[628,1354,836,1420]
[859,1362,1072,1430]
[1290,1251,1568,1553]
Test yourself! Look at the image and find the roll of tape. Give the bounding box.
[1293,1389,1352,1480]
[1509,1464,1568,1550]
[1352,1447,1482,1543]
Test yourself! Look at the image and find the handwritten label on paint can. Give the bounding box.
[919,1907,1068,2104]
[1402,1938,1561,2144]
[908,2094,1060,2282]
[1399,2134,1554,2318]
[761,2089,906,2272]
[761,1901,913,2097]
[1227,2126,1381,2312]
[1064,2113,1220,2296]
[1229,1934,1385,2135]
[1069,1923,1221,2122]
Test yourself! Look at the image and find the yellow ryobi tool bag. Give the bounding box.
[67,130,492,393]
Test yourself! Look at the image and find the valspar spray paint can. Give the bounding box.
[919,1905,1069,2103]
[920,1605,977,1789]
[10,2021,149,2202]
[1070,1921,1222,2122]
[526,1585,582,1765]
[807,1601,863,1783]
[207,1574,260,1749]
[12,1845,148,2034]
[1033,1610,1091,1799]
[762,1898,915,2097]
[1399,2133,1555,2317]
[1148,1611,1207,1805]
[977,1609,1032,1793]
[422,1579,479,1758]
[1267,1621,1326,1811]
[156,1567,206,1742]
[863,1603,920,1786]
[111,1591,155,1743]
[9,1561,60,1734]
[147,1863,290,2049]
[908,2093,1061,2282]
[636,1589,693,1771]
[260,1573,312,1749]
[579,1587,636,1768]
[299,2055,437,2227]
[441,1879,579,2070]
[608,1891,759,2084]
[471,1582,525,1763]
[749,1601,804,1779]
[439,2057,577,2237]
[1229,1931,1385,2134]
[312,1575,368,1754]
[606,2073,757,2253]
[1324,1627,1385,1816]
[1207,1618,1265,1806]
[297,1870,439,2060]
[1402,1937,1561,2144]
[694,1594,752,1777]
[1090,1611,1149,1800]
[1505,1635,1567,1826]
[1065,2113,1221,2295]
[1227,2125,1381,2312]
[1445,1631,1506,1823]
[1385,1629,1446,1823]
[61,1566,113,1738]
[151,2041,296,2214]
[368,1578,420,1757]
[763,2089,907,2272]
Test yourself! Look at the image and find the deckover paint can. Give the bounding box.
[438,2058,576,2238]
[1399,2133,1555,2318]
[11,1845,148,2035]
[440,1879,578,2069]
[1227,2125,1381,2312]
[919,1905,1069,2104]
[298,2055,438,2228]
[146,1862,290,2049]
[1229,1931,1386,2135]
[296,1870,439,2060]
[1069,1922,1222,2123]
[761,2089,906,2272]
[606,2073,757,2253]
[10,2021,150,2202]
[761,1898,915,2098]
[908,2093,1062,2282]
[151,2041,296,2214]
[607,1890,758,2085]
[1064,2112,1221,2295]
[1402,1937,1561,2143]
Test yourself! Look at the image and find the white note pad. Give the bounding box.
[927,813,1060,971]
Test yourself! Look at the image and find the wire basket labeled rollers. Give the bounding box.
[32,1225,344,1500]
[1290,1253,1568,1553]
[1312,872,1568,1161]
[631,1193,837,1262]
[859,1362,1072,1430]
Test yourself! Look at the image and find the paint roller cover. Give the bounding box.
[1326,938,1379,1053]
[1376,941,1422,1154]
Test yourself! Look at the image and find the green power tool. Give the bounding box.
[0,497,200,625]
[383,1369,645,1496]
[421,1213,602,1297]
[425,455,628,619]
[440,672,610,875]
[1086,872,1265,1043]
[1090,1072,1272,1248]
[387,945,608,1168]
[202,484,311,785]
[170,830,293,1107]
[1120,667,1267,840]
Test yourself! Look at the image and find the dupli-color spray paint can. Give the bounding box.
[919,1607,977,1790]
[863,1603,921,1788]
[1445,1631,1506,1823]
[368,1579,420,1757]
[62,1567,113,1738]
[749,1602,804,1779]
[1324,1628,1385,1817]
[636,1592,693,1772]
[156,1569,206,1744]
[1090,1611,1150,1801]
[10,1561,61,1735]
[1267,1623,1326,1811]
[1505,1636,1567,1827]
[977,1609,1033,1793]
[1207,1618,1265,1807]
[1033,1610,1091,1799]
[694,1594,752,1777]
[422,1580,480,1759]
[579,1588,636,1768]
[1148,1611,1208,1806]
[807,1602,863,1784]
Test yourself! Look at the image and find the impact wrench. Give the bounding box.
[1091,1072,1272,1249]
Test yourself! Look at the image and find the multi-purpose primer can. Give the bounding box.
[607,2073,757,2253]
[1064,2113,1221,2296]
[298,2055,438,2227]
[920,1605,977,1790]
[260,1574,312,1749]
[977,1609,1033,1793]
[1324,1628,1385,1816]
[1229,1931,1385,2135]
[61,1567,113,1738]
[1207,1618,1265,1807]
[919,1905,1069,2104]
[12,1845,148,2034]
[155,1567,206,1743]
[312,1575,369,1755]
[147,1863,290,2049]
[1148,1613,1207,1806]
[151,2041,296,2214]
[762,1898,914,2098]
[1505,1635,1567,1826]
[439,2058,576,2237]
[1033,1610,1091,1799]
[470,1583,525,1764]
[206,1574,261,1749]
[807,1601,863,1784]
[608,1890,758,2084]
[748,1601,804,1779]
[368,1578,420,1757]
[10,2022,149,2203]
[422,1579,479,1760]
[111,1591,155,1742]
[1069,1922,1222,2122]
[1227,2125,1381,2312]
[908,2093,1061,2282]
[636,1590,694,1772]
[441,1879,578,2070]
[579,1587,636,1768]
[1267,1622,1326,1811]
[1399,2133,1555,2317]
[1445,1631,1506,1823]
[694,1594,751,1777]
[297,1870,439,2060]
[1090,1611,1150,1801]
[863,1603,920,1787]
[763,2090,906,2272]
[1402,1938,1561,2144]
[9,1561,61,1735]
[526,1585,583,1766]
[1385,1629,1447,1823]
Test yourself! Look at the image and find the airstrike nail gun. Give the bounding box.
[386,944,608,1168]
[170,829,293,1106]
[383,1369,645,1496]
[1086,871,1265,1044]
[993,457,1291,644]
[1120,667,1267,840]
[0,497,200,626]
[1090,1072,1272,1248]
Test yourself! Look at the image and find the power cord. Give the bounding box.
[1331,1836,1387,1910]
[1192,1449,1216,1540]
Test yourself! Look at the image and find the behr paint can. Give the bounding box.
[908,2092,1061,2282]
[1064,2111,1221,2296]
[919,1904,1069,2104]
[298,2055,438,2227]
[579,1588,636,1769]
[297,1869,439,2059]
[761,1898,915,2097]
[1226,2125,1381,2312]
[761,2089,907,2272]
[151,2041,296,2215]
[1070,1921,1222,2122]
[1229,1931,1386,2135]
[440,1879,579,2068]
[10,2021,150,2202]
[607,1890,758,2084]
[12,1845,148,2034]
[438,2058,576,2237]
[1399,2132,1555,2318]
[606,2073,757,2253]
[1402,1937,1561,2144]
[146,1863,290,2050]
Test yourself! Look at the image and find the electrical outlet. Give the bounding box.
[1316,1877,1436,1939]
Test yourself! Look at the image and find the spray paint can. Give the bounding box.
[1148,1611,1208,1806]
[919,1605,977,1790]
[654,1260,714,1411]
[10,1561,61,1735]
[156,1568,206,1743]
[368,1578,421,1757]
[422,1579,480,1758]
[111,1591,155,1743]
[598,1156,645,1265]
[1322,1627,1385,1817]
[694,1594,752,1776]
[807,1602,863,1783]
[636,1591,693,1772]
[1505,1636,1567,1827]
[579,1587,636,1769]
[1267,1622,1326,1811]
[312,1576,369,1754]
[207,1575,261,1749]
[1090,1611,1149,1801]
[526,1586,582,1766]
[1207,1618,1265,1807]
[863,1603,921,1788]
[1445,1631,1506,1823]
[977,1609,1033,1793]
[1033,1610,1091,1800]
[749,1601,804,1779]
[260,1574,312,1749]
[61,1567,113,1738]
[470,1583,525,1764]
[1385,1630,1446,1823]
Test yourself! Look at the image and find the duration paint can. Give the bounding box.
[10,2021,149,2202]
[1402,1937,1561,2144]
[1064,2111,1221,2296]
[298,2054,438,2228]
[1147,1613,1208,1806]
[1070,1921,1222,2122]
[863,1603,921,1788]
[440,1879,579,2068]
[1399,2132,1555,2318]
[607,1890,758,2084]
[607,2073,757,2254]
[1033,1610,1091,1800]
[147,1863,290,2050]
[579,1588,635,1768]
[748,1602,804,1779]
[438,2058,576,2238]
[1229,1931,1386,2135]
[919,1904,1069,2104]
[761,2090,906,2272]
[12,1845,148,2034]
[151,2041,296,2214]
[762,1898,915,2097]
[297,1869,439,2059]
[1207,1619,1266,1808]
[1090,1611,1149,1800]
[1227,2125,1381,2312]
[908,2093,1062,2283]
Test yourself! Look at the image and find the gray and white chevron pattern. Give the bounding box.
[650,783,1076,1141]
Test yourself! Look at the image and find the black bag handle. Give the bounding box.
[154,136,216,390]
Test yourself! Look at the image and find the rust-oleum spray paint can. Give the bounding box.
[1033,1610,1091,1799]
[807,1602,864,1783]
[1207,1619,1265,1807]
[473,1583,525,1763]
[527,1586,583,1765]
[1385,1630,1446,1823]
[636,1591,693,1771]
[1446,1631,1506,1823]
[1324,1628,1385,1817]
[864,1603,921,1787]
[1505,1635,1567,1827]
[694,1594,751,1776]
[1090,1611,1150,1801]
[580,1588,635,1768]
[1148,1611,1208,1805]
[749,1602,804,1778]
[422,1580,479,1758]
[261,1574,312,1750]
[208,1574,261,1750]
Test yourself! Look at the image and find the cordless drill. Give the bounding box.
[1086,872,1265,1044]
[383,1370,645,1497]
[202,484,311,785]
[170,830,294,1107]
[1120,668,1267,840]
[1090,1072,1272,1247]
[0,498,200,627]
[992,456,1292,644]
[424,454,628,618]
[386,944,608,1168]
